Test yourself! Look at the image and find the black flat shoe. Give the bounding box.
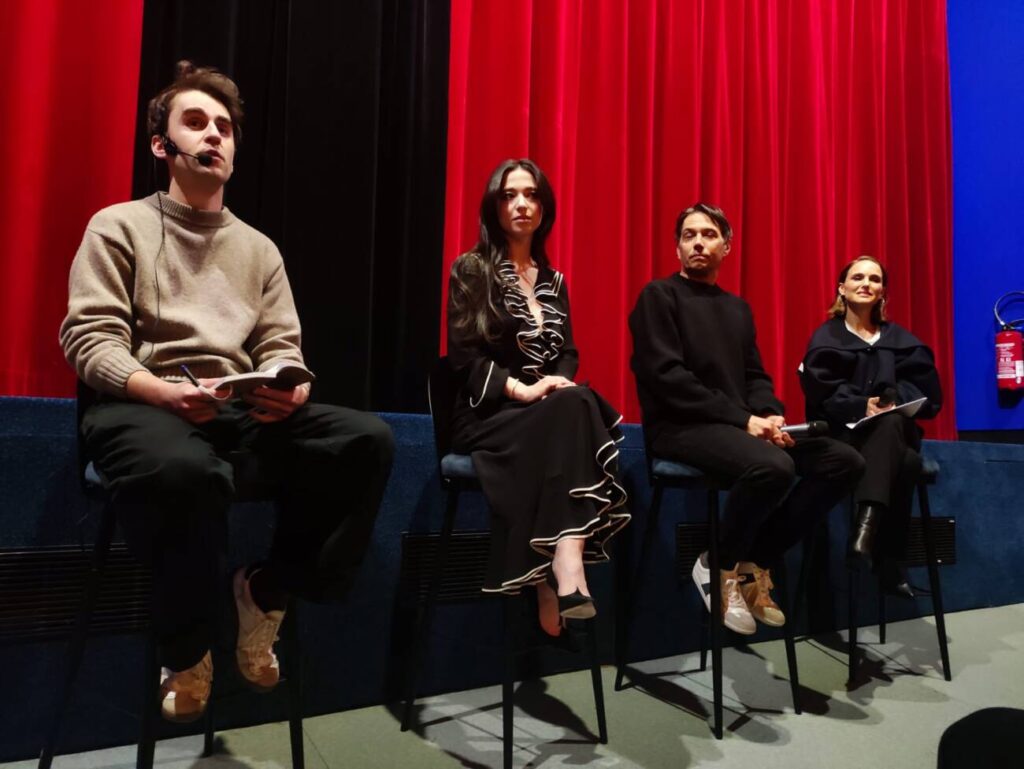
[848,504,882,570]
[546,570,597,619]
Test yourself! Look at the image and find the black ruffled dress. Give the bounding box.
[447,256,630,594]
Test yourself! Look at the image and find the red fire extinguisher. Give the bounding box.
[995,291,1024,390]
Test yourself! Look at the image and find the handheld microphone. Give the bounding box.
[876,387,898,408]
[780,420,830,438]
[162,136,214,167]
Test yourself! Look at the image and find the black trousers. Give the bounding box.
[844,413,922,560]
[81,400,395,670]
[652,423,865,567]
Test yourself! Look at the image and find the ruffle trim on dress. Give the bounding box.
[481,415,631,595]
[497,261,568,382]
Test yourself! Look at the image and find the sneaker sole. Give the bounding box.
[723,616,757,635]
[160,702,208,724]
[238,674,280,694]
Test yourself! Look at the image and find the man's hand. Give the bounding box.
[242,382,310,423]
[764,414,795,447]
[126,371,220,424]
[865,396,896,418]
[747,414,794,448]
[509,375,575,403]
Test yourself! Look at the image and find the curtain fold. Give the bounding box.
[133,0,450,412]
[0,1,144,397]
[442,0,956,439]
[0,0,450,412]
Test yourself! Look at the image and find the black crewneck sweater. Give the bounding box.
[629,274,783,441]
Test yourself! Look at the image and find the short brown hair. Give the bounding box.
[675,203,733,242]
[147,60,244,143]
[828,255,889,323]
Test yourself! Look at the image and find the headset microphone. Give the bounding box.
[162,136,214,167]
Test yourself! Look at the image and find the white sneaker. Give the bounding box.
[692,553,756,635]
[233,568,284,691]
[159,651,212,723]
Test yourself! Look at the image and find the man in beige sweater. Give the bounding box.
[60,62,394,723]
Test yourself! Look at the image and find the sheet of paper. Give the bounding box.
[845,396,928,430]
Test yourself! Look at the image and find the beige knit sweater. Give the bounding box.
[60,193,306,396]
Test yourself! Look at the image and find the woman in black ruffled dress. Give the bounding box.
[801,256,942,595]
[446,158,629,637]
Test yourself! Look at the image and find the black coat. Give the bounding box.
[801,317,942,429]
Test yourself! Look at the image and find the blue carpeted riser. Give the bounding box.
[2,397,1023,760]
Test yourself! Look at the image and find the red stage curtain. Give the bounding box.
[0,1,144,397]
[442,0,956,439]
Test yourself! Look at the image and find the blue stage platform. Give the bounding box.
[2,397,1022,760]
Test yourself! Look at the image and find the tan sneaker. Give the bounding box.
[159,651,212,723]
[737,562,786,627]
[233,568,284,691]
[720,567,757,635]
[692,553,756,635]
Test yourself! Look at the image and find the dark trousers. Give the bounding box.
[845,413,922,560]
[81,400,395,670]
[652,423,865,567]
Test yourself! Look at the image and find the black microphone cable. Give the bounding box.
[139,157,167,366]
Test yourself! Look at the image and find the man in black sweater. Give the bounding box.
[629,203,863,634]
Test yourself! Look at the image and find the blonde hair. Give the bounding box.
[827,255,888,323]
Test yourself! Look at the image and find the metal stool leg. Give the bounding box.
[615,482,663,690]
[137,631,159,769]
[284,603,305,769]
[502,598,516,769]
[774,560,801,714]
[586,617,608,743]
[401,487,458,731]
[38,504,117,769]
[847,562,859,686]
[698,612,709,672]
[794,523,824,638]
[202,686,215,757]
[878,577,887,644]
[918,483,951,680]
[707,489,723,740]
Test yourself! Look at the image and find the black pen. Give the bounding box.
[180,364,201,387]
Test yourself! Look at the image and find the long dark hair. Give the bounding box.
[448,158,557,342]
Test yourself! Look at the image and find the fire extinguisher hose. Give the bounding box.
[994,291,1024,330]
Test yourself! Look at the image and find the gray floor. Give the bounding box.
[9,603,1024,769]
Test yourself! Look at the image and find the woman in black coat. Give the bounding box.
[446,158,629,638]
[801,256,941,595]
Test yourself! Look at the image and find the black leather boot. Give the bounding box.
[847,503,882,570]
[879,559,928,601]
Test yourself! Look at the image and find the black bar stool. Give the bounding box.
[400,358,607,769]
[615,456,801,739]
[39,385,305,769]
[846,457,952,683]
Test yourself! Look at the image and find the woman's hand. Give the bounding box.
[865,396,896,418]
[508,375,575,403]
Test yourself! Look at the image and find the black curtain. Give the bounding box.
[131,0,449,412]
